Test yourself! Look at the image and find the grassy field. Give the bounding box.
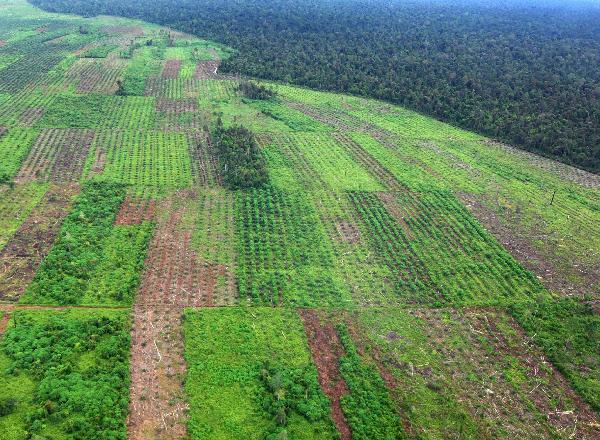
[0,0,598,438]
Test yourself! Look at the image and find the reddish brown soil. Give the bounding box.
[0,312,11,335]
[128,191,235,439]
[16,129,95,183]
[193,60,220,79]
[156,98,197,113]
[0,126,6,137]
[335,219,361,244]
[19,107,44,126]
[162,60,182,79]
[136,200,213,308]
[128,305,188,440]
[299,309,352,440]
[188,131,222,186]
[35,27,48,33]
[0,184,78,301]
[0,41,6,47]
[114,197,156,225]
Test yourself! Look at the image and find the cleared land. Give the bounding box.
[0,0,598,439]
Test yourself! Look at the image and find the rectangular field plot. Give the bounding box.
[0,128,39,180]
[0,183,47,251]
[183,307,339,440]
[249,99,332,132]
[352,307,600,439]
[236,186,352,307]
[101,96,156,129]
[66,58,125,94]
[0,184,77,301]
[261,132,384,191]
[136,190,236,307]
[0,89,55,127]
[348,190,547,306]
[20,182,152,306]
[98,130,193,190]
[16,128,94,183]
[0,308,131,440]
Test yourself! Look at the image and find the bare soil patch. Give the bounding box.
[334,219,361,244]
[299,309,351,440]
[101,26,144,36]
[115,197,156,225]
[16,128,95,183]
[155,97,197,113]
[193,61,220,79]
[0,41,6,47]
[0,311,11,335]
[128,305,188,440]
[162,60,181,79]
[19,107,44,126]
[0,184,78,301]
[136,193,217,307]
[128,190,237,438]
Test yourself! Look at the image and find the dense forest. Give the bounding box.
[28,0,600,173]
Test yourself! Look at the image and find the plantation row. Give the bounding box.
[0,2,599,439]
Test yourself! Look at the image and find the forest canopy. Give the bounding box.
[28,0,600,173]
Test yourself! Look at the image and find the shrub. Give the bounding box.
[213,123,268,189]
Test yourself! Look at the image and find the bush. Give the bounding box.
[213,123,268,189]
[238,80,276,100]
[0,398,17,416]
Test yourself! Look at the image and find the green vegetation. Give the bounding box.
[0,183,47,250]
[236,186,350,307]
[80,43,118,58]
[336,324,405,440]
[20,181,151,305]
[347,190,546,306]
[238,80,275,100]
[100,129,193,191]
[82,222,153,305]
[118,46,162,96]
[258,363,336,439]
[183,308,338,440]
[0,309,130,440]
[511,299,600,412]
[31,0,600,172]
[0,2,599,438]
[213,124,268,189]
[0,128,39,182]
